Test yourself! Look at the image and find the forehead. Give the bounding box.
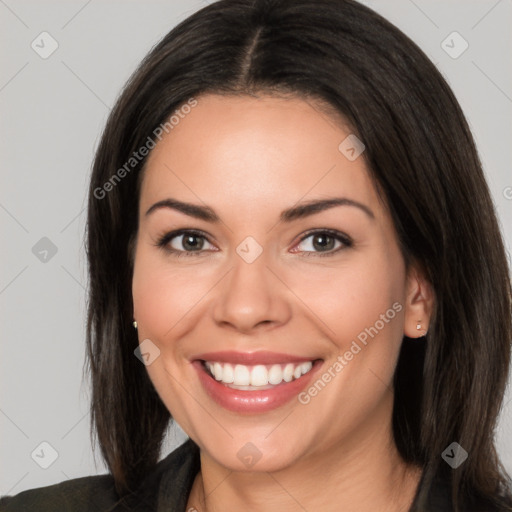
[139,93,384,222]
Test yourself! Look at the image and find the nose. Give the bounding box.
[212,250,292,334]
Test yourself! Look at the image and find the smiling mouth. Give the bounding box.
[193,354,324,413]
[201,360,320,390]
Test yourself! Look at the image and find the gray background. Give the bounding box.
[1,0,511,496]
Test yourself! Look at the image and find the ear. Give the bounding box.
[403,263,435,338]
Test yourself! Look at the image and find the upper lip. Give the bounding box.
[192,351,319,365]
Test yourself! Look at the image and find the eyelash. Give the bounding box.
[154,228,353,258]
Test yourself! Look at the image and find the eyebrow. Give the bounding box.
[145,197,375,222]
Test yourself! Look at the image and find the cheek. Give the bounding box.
[288,250,405,354]
[131,246,214,340]
[289,254,406,430]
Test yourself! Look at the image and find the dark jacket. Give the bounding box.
[0,439,503,511]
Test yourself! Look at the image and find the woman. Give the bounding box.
[1,0,511,511]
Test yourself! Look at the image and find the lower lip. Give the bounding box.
[193,360,323,413]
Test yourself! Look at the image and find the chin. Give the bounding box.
[197,433,309,473]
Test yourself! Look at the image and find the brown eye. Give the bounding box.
[156,229,216,256]
[177,233,206,251]
[294,230,352,256]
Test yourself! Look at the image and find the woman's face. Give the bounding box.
[132,93,426,472]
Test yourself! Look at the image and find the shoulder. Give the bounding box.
[0,439,201,512]
[0,473,119,512]
[415,470,512,512]
[465,494,512,512]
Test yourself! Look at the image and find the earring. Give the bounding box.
[416,320,428,337]
[133,320,138,329]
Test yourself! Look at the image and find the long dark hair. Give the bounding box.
[84,0,512,509]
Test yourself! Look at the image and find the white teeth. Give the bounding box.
[233,364,250,385]
[268,364,283,385]
[222,363,234,383]
[250,365,268,386]
[283,363,294,382]
[301,362,312,374]
[213,362,223,381]
[204,360,314,388]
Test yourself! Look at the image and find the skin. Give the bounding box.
[131,93,434,512]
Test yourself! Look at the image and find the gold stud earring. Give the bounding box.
[133,320,138,329]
